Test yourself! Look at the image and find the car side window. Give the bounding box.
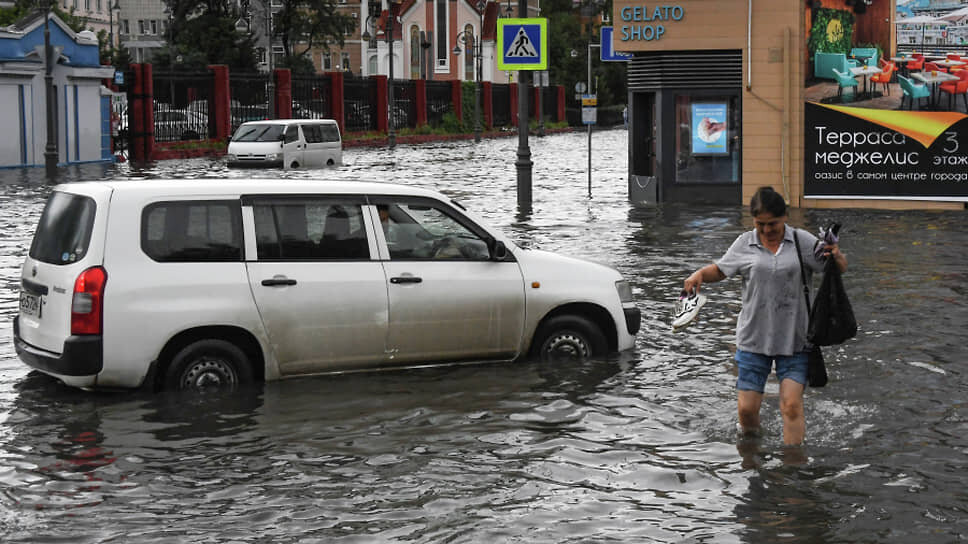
[252,199,370,260]
[284,126,300,144]
[320,124,340,142]
[302,125,322,144]
[376,200,490,261]
[141,201,243,262]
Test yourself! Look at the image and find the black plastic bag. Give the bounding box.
[808,258,857,346]
[807,345,828,388]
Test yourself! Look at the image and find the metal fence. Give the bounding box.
[491,83,511,127]
[292,74,332,119]
[229,73,271,134]
[150,70,213,142]
[344,76,377,132]
[426,80,452,127]
[392,80,416,129]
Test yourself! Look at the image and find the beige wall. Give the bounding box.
[612,0,959,210]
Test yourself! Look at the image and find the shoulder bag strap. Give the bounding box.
[792,228,811,315]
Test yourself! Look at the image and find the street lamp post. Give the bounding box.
[107,0,121,54]
[386,0,399,149]
[43,2,57,177]
[265,0,275,118]
[452,15,483,143]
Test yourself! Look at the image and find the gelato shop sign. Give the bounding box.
[619,5,684,41]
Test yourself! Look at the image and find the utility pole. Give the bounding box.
[515,0,532,212]
[387,0,397,149]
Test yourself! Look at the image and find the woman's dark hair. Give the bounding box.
[750,186,787,217]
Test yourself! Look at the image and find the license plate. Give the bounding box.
[19,291,42,318]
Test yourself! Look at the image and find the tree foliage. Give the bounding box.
[543,0,627,109]
[0,1,91,32]
[274,0,355,71]
[159,0,259,71]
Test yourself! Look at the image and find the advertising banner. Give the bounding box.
[805,102,968,201]
[691,103,728,155]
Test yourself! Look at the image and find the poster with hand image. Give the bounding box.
[691,103,728,155]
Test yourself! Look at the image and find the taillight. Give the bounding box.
[71,266,107,335]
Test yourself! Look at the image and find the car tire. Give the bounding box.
[290,161,300,168]
[164,339,253,392]
[531,315,607,363]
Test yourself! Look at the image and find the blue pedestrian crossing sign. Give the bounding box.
[497,18,548,71]
[600,27,632,62]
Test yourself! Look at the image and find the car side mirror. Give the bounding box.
[490,240,508,261]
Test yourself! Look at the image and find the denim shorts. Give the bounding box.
[734,349,808,392]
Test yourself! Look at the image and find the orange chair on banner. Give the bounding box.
[869,62,895,95]
[940,70,968,112]
[925,62,948,74]
[906,56,925,72]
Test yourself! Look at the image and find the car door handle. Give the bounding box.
[261,277,297,286]
[390,276,422,284]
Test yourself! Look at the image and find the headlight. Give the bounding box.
[266,153,279,161]
[225,154,236,161]
[615,280,633,303]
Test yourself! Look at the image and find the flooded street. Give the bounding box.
[1,129,967,543]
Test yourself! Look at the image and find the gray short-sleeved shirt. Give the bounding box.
[715,226,825,356]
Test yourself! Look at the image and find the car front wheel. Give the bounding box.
[532,315,607,363]
[164,339,253,392]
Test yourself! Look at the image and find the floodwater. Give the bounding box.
[1,129,967,543]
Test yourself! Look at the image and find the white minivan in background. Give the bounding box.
[14,179,640,394]
[227,119,342,169]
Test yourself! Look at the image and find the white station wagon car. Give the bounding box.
[14,179,640,393]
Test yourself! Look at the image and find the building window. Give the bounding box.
[674,94,741,184]
[122,19,129,34]
[410,25,420,79]
[85,0,90,11]
[138,20,146,35]
[435,0,447,68]
[257,47,266,64]
[96,0,101,11]
[322,53,332,71]
[463,24,474,81]
[272,45,285,67]
[341,52,351,73]
[150,20,158,35]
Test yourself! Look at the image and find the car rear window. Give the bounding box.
[142,201,243,262]
[29,191,97,265]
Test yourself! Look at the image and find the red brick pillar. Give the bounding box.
[533,86,541,120]
[274,68,292,119]
[415,79,427,126]
[451,80,462,123]
[556,85,565,122]
[130,63,154,162]
[482,81,493,129]
[509,83,518,127]
[329,71,345,134]
[375,75,388,133]
[207,65,231,141]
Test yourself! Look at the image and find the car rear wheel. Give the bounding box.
[532,315,607,363]
[164,339,253,392]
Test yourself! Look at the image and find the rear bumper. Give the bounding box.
[13,317,103,377]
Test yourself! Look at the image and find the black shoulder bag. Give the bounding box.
[793,230,828,388]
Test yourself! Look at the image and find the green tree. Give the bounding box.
[0,1,88,32]
[158,0,258,71]
[274,0,355,74]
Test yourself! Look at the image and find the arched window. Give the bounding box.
[410,25,421,79]
[464,24,474,81]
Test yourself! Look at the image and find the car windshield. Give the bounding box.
[232,124,285,142]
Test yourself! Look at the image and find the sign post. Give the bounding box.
[497,17,548,212]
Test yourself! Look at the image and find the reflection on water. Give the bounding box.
[1,130,967,542]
